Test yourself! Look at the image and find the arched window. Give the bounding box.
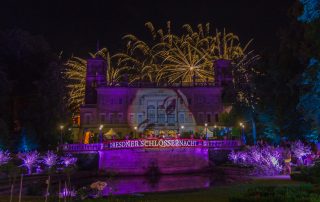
[179,112,185,123]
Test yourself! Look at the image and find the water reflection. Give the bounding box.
[102,175,210,196]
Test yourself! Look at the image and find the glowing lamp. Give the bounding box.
[99,125,103,130]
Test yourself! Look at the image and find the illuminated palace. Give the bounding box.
[78,58,233,139]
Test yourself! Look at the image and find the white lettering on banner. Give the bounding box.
[62,140,240,152]
[107,139,204,149]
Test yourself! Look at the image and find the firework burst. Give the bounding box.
[120,22,258,84]
[64,48,126,111]
[64,22,259,111]
[115,33,161,83]
[182,23,252,61]
[156,40,213,83]
[64,56,86,111]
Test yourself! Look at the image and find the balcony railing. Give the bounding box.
[62,139,241,152]
[100,81,217,88]
[61,143,103,152]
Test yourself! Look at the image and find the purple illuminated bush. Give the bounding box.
[59,187,76,198]
[60,153,77,168]
[42,151,58,169]
[229,145,283,175]
[291,140,311,165]
[0,151,11,166]
[18,151,39,175]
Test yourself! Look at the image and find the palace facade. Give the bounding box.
[78,58,233,139]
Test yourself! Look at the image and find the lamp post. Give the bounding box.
[134,126,137,139]
[181,125,184,136]
[240,122,246,144]
[59,125,64,145]
[99,124,103,143]
[205,123,208,139]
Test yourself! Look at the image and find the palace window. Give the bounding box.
[99,97,105,105]
[99,113,106,123]
[137,113,143,124]
[84,113,92,125]
[206,113,212,123]
[179,112,185,123]
[188,98,192,105]
[139,98,143,105]
[157,103,165,124]
[129,113,135,124]
[118,113,123,123]
[198,112,204,123]
[179,98,184,105]
[188,113,193,123]
[167,114,175,124]
[147,105,156,123]
[157,110,166,123]
[109,113,114,124]
[215,114,219,122]
[197,96,204,104]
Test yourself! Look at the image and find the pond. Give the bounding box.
[101,174,210,196]
[67,171,235,197]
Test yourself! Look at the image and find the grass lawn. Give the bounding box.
[83,176,302,202]
[0,196,46,202]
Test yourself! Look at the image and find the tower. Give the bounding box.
[214,59,233,86]
[84,58,107,105]
[214,59,234,103]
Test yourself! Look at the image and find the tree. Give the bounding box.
[298,0,320,23]
[296,0,320,142]
[298,59,320,141]
[251,1,312,143]
[0,29,70,150]
[0,67,10,149]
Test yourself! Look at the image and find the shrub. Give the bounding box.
[229,145,283,175]
[229,184,317,202]
[291,141,311,166]
[291,161,320,183]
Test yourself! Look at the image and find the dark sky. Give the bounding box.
[0,0,293,57]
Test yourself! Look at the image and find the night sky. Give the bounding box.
[0,0,293,57]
